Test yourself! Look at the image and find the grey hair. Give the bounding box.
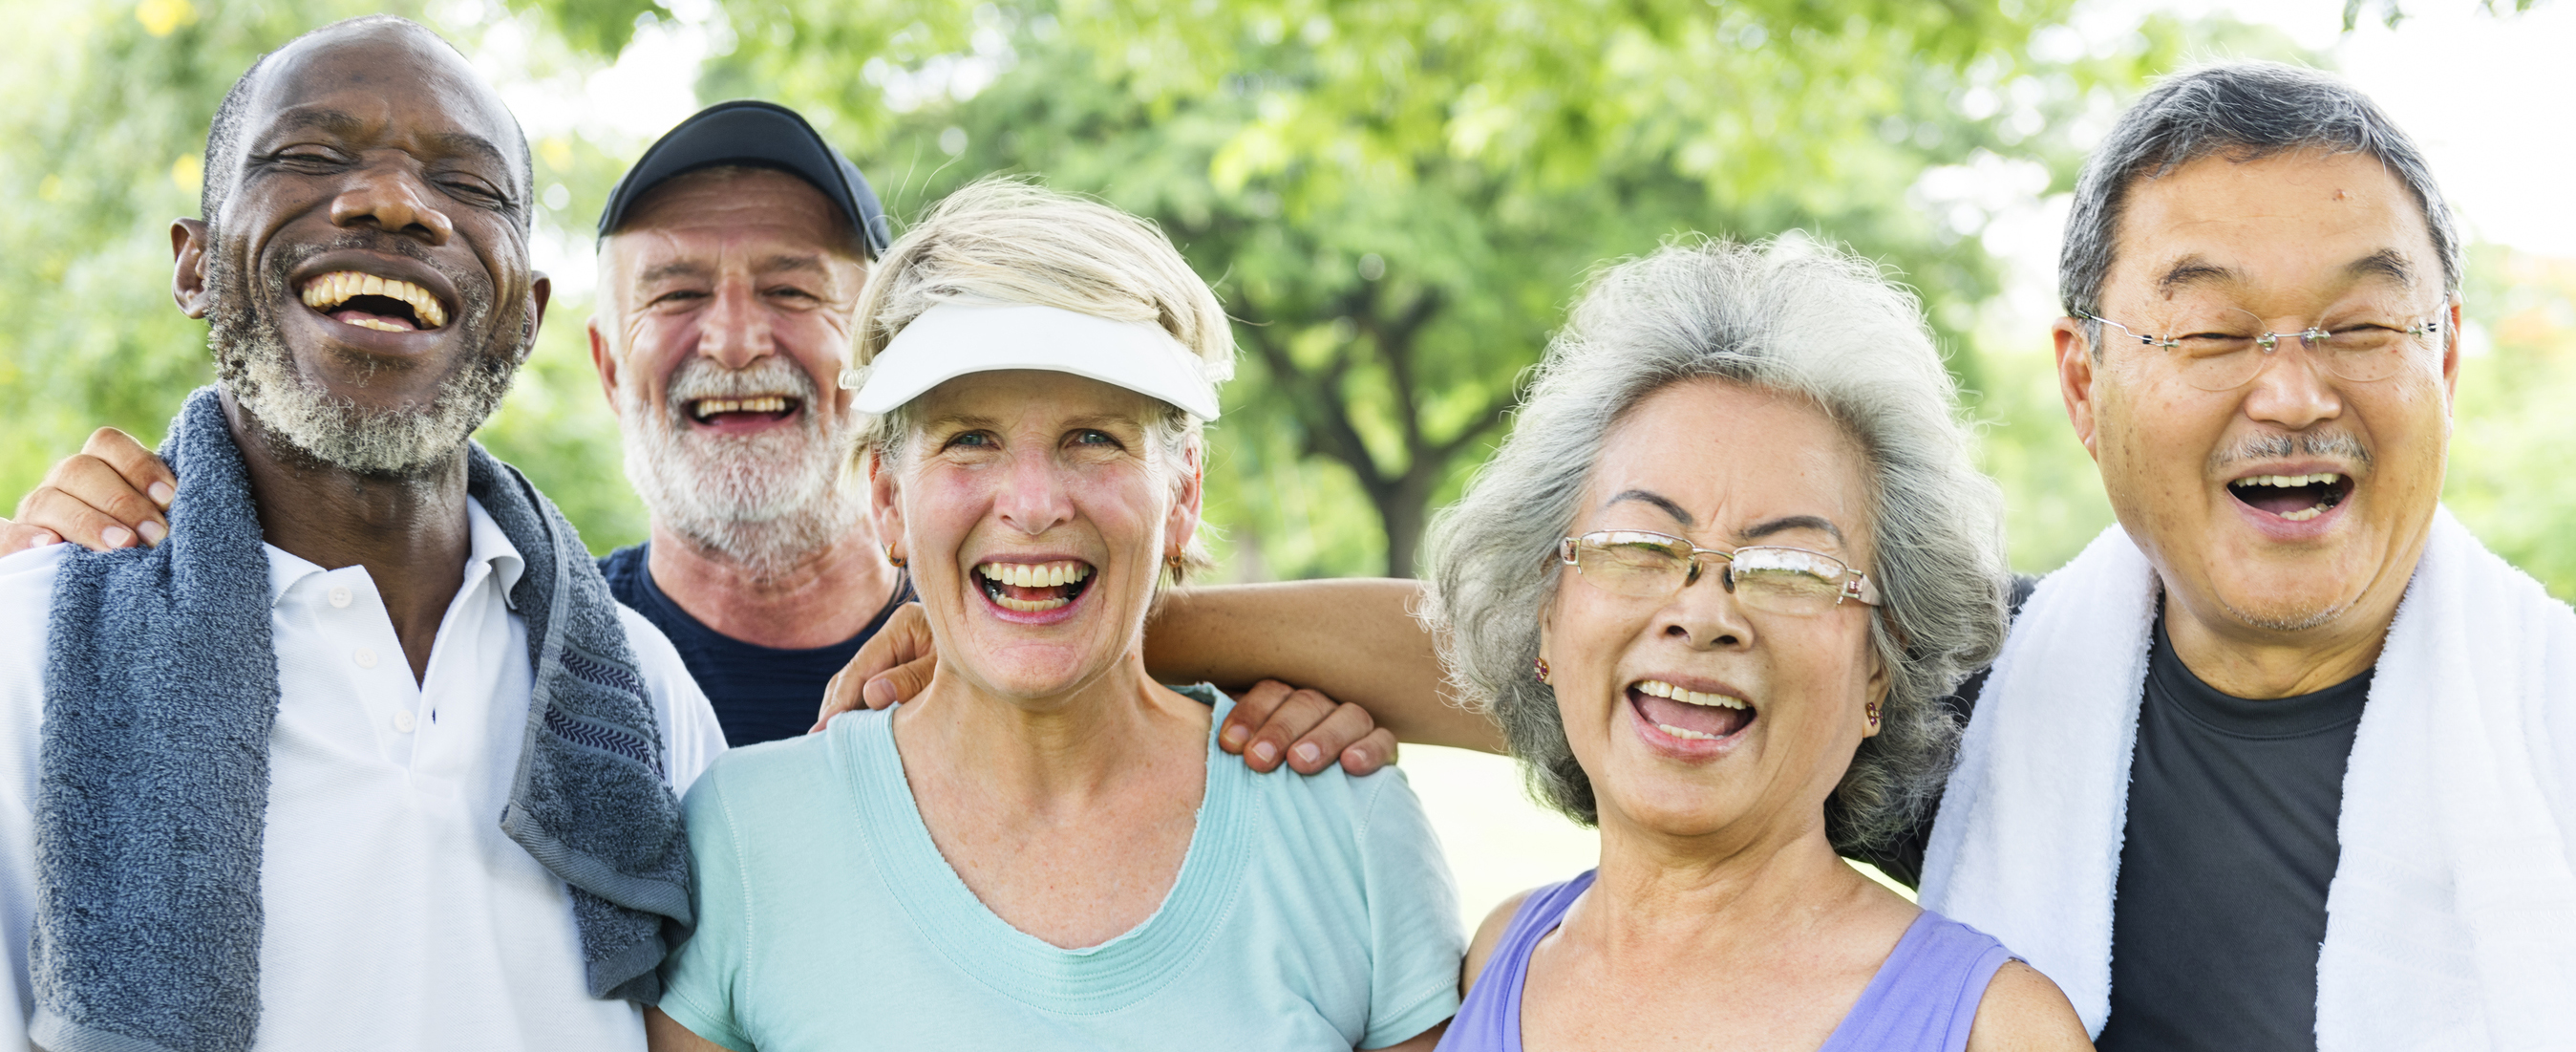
[2061,60,2459,345]
[1420,238,2009,856]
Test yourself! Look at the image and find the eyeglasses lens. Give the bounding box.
[2156,308,2429,391]
[1569,536,1846,615]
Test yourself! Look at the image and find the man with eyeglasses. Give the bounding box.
[1906,60,2575,1051]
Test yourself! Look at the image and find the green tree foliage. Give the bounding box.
[674,0,2196,575]
[7,0,2567,604]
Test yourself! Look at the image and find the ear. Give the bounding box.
[1161,440,1206,561]
[1861,636,1890,739]
[2439,296,2463,416]
[521,272,553,366]
[867,448,905,565]
[171,219,211,319]
[588,315,622,410]
[2053,315,2103,462]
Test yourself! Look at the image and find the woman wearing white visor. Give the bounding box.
[646,181,1464,1051]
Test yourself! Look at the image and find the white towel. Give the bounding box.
[1918,507,2576,1048]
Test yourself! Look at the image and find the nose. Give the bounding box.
[2240,335,2344,431]
[695,278,776,371]
[992,445,1077,539]
[328,157,455,246]
[1657,565,1753,651]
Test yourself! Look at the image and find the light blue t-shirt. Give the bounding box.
[658,687,1464,1050]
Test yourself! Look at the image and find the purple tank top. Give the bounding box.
[1437,870,2017,1052]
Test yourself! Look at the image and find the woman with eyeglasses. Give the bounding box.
[1421,240,2091,1051]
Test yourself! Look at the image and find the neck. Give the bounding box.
[222,389,470,685]
[1575,806,1882,958]
[2161,569,2412,700]
[892,654,1207,811]
[645,518,899,650]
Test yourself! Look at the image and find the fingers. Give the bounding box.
[1230,680,1342,774]
[862,654,936,710]
[14,478,153,552]
[1217,679,1294,758]
[82,427,177,511]
[0,519,61,552]
[1339,729,1399,777]
[811,602,936,733]
[1284,699,1383,774]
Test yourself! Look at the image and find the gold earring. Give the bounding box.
[1864,700,1880,728]
[884,545,906,569]
[1166,551,1185,569]
[1533,656,1550,683]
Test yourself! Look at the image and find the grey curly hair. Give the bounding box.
[1420,237,2009,855]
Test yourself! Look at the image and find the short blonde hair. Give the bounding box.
[852,178,1232,581]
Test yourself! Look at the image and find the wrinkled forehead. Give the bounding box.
[2106,150,2440,311]
[607,169,862,273]
[236,25,525,188]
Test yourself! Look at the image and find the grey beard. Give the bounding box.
[617,356,866,580]
[204,237,517,479]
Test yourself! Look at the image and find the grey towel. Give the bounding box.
[32,387,690,1052]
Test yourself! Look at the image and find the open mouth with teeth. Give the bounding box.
[976,560,1096,613]
[1629,678,1756,743]
[688,396,801,428]
[299,270,449,333]
[2227,472,2352,523]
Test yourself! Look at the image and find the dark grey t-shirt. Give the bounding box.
[2093,618,2371,1052]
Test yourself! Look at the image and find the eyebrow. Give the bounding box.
[759,254,829,275]
[2343,248,2416,289]
[2155,255,2244,296]
[1741,514,1844,544]
[637,261,711,285]
[1604,489,1693,526]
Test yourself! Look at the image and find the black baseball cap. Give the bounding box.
[596,99,891,256]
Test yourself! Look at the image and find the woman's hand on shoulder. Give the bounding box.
[1965,960,2094,1052]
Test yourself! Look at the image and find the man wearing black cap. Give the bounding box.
[582,100,913,748]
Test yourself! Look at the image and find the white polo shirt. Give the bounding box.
[0,498,728,1051]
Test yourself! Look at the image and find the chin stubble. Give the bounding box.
[616,354,865,579]
[204,232,518,479]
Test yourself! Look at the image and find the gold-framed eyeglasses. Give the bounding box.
[1559,529,1881,614]
[2079,308,2444,392]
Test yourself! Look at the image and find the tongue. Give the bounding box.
[1635,691,1752,739]
[2236,483,2330,515]
[330,307,417,331]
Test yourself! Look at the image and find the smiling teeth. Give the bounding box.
[977,561,1094,589]
[692,397,792,419]
[2236,473,2343,488]
[1636,679,1748,711]
[1656,722,1719,741]
[299,270,448,329]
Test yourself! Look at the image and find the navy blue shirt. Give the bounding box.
[599,543,910,748]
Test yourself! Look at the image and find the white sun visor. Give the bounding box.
[848,301,1224,420]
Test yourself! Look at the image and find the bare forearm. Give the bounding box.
[1144,579,1503,753]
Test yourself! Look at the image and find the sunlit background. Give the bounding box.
[6,0,2570,928]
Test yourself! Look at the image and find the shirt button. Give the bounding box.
[353,647,377,669]
[393,709,416,734]
[329,587,352,608]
